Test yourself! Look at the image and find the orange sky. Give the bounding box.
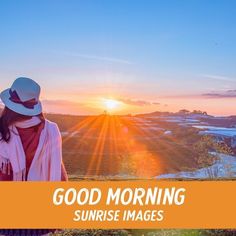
[40,92,236,116]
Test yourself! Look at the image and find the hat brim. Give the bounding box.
[0,88,42,116]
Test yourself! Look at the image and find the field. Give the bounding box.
[53,229,236,236]
[47,113,204,178]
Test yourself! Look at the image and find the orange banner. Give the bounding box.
[0,181,235,229]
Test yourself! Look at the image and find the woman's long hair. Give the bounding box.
[0,107,44,142]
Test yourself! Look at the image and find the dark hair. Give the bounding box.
[0,107,44,142]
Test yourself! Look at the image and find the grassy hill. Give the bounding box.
[47,114,201,178]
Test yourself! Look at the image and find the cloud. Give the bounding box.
[152,102,161,105]
[201,74,236,82]
[118,98,160,106]
[202,90,236,98]
[41,99,91,115]
[42,99,83,106]
[60,51,133,65]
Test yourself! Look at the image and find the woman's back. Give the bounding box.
[0,119,68,181]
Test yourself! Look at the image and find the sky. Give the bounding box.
[0,0,236,115]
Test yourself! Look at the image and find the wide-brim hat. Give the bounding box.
[0,77,42,116]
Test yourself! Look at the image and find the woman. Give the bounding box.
[0,77,67,235]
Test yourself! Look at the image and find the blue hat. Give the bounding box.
[0,77,42,116]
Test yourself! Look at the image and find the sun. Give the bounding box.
[103,99,120,110]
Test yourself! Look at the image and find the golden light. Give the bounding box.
[103,99,120,110]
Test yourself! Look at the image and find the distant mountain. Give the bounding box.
[136,111,171,117]
[136,110,211,118]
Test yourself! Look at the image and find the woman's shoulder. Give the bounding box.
[44,119,61,134]
[45,119,59,127]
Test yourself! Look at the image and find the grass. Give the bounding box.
[60,115,200,178]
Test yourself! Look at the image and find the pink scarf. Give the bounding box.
[0,118,62,181]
